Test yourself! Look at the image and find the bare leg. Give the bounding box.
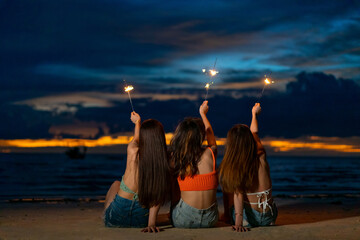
[104,180,120,210]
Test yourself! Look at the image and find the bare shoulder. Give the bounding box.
[204,145,217,158]
[197,147,216,172]
[200,148,213,163]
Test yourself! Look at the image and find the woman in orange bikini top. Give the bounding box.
[177,146,218,191]
[170,101,219,228]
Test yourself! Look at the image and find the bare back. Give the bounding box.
[118,140,139,200]
[245,151,273,212]
[180,148,217,209]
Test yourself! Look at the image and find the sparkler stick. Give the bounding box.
[123,80,135,112]
[213,57,217,69]
[256,73,274,103]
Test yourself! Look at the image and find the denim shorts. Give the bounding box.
[104,194,149,228]
[231,202,278,228]
[171,199,219,228]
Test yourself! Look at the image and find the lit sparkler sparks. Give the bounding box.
[124,85,134,92]
[202,58,218,100]
[123,80,135,112]
[257,73,275,103]
[209,69,219,76]
[204,81,214,101]
[264,78,274,85]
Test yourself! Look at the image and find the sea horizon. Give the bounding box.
[1,153,359,202]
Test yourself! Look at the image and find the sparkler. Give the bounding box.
[202,58,218,101]
[257,73,274,103]
[123,80,135,112]
[204,81,214,101]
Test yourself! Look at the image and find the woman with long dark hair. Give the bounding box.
[219,103,277,232]
[103,112,170,232]
[170,101,219,228]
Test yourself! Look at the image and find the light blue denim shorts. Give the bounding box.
[231,202,278,228]
[104,194,149,228]
[172,198,219,228]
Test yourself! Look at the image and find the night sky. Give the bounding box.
[0,0,359,154]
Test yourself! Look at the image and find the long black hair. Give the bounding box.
[170,118,206,180]
[219,124,259,193]
[138,119,171,208]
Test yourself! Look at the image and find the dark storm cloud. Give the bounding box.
[260,72,360,138]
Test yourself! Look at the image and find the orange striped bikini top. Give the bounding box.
[177,147,218,191]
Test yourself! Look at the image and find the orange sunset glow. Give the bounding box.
[1,135,360,154]
[0,134,224,148]
[263,140,360,153]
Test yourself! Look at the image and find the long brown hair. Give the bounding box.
[219,124,259,193]
[170,118,205,180]
[138,119,170,208]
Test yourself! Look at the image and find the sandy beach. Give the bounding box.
[1,197,359,240]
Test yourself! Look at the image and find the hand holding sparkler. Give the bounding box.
[252,103,261,116]
[199,100,209,116]
[130,111,140,124]
[130,111,141,144]
[250,103,262,134]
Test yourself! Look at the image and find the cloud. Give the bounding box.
[14,93,114,114]
[1,0,359,95]
[265,12,360,80]
[260,72,360,138]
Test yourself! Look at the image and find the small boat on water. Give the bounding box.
[65,146,87,159]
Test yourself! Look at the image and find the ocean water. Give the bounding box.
[1,153,360,201]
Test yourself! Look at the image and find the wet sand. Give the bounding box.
[1,197,360,240]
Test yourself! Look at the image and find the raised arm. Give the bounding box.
[250,103,265,156]
[141,205,160,233]
[130,111,141,143]
[250,103,261,133]
[199,101,217,153]
[232,192,249,232]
